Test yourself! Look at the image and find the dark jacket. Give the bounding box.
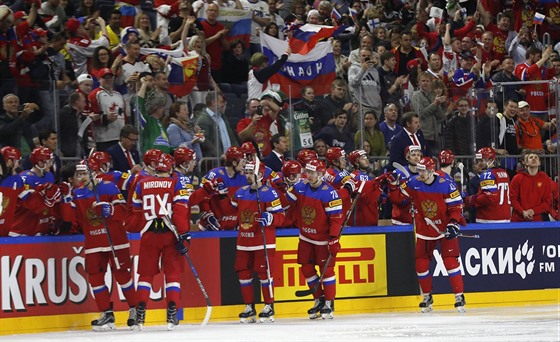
[0,111,27,148]
[388,128,427,169]
[444,113,473,155]
[107,143,141,173]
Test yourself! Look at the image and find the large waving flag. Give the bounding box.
[261,33,335,98]
[216,8,252,48]
[289,24,345,55]
[168,53,199,98]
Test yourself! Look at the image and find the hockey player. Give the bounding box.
[387,145,422,225]
[391,157,466,313]
[287,159,344,319]
[199,146,248,231]
[10,147,62,236]
[436,149,456,183]
[60,160,137,330]
[130,153,191,330]
[296,149,318,179]
[88,151,136,197]
[463,147,511,223]
[233,160,285,323]
[324,147,352,218]
[347,149,381,226]
[277,160,303,228]
[241,141,281,185]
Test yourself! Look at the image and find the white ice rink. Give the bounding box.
[3,304,559,342]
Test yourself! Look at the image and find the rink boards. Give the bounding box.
[0,222,558,334]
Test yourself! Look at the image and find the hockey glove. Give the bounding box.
[176,232,192,255]
[342,177,361,195]
[273,181,288,193]
[43,184,62,207]
[328,237,341,256]
[215,178,228,195]
[93,201,114,218]
[60,182,73,203]
[445,222,460,240]
[200,212,220,231]
[256,212,273,227]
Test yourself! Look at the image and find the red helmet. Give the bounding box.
[88,151,111,171]
[281,160,302,177]
[76,160,88,172]
[155,153,174,172]
[144,148,163,166]
[174,147,196,165]
[0,146,21,161]
[438,149,455,165]
[244,160,265,175]
[225,146,244,162]
[305,159,326,173]
[30,147,53,165]
[417,157,437,172]
[476,147,496,160]
[348,149,367,167]
[405,145,422,157]
[241,141,257,156]
[325,147,345,164]
[297,149,318,167]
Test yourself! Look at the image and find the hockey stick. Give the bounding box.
[254,158,274,300]
[424,217,480,239]
[392,162,410,179]
[158,201,212,327]
[295,180,366,297]
[457,162,465,193]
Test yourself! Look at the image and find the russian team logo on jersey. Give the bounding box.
[301,206,316,225]
[421,200,438,219]
[239,210,255,230]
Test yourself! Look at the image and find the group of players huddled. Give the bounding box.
[1,140,518,330]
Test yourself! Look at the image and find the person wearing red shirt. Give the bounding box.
[514,46,554,118]
[200,3,230,83]
[510,151,553,222]
[237,92,281,157]
[479,11,516,61]
[515,101,557,152]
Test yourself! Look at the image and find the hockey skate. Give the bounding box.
[419,293,433,313]
[167,301,179,330]
[454,294,466,313]
[91,310,115,331]
[307,297,325,319]
[239,304,256,323]
[258,304,275,323]
[127,306,137,329]
[136,302,146,331]
[320,300,334,319]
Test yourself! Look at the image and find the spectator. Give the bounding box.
[508,26,543,66]
[378,51,409,111]
[152,71,175,117]
[200,3,231,83]
[221,39,250,94]
[389,111,426,168]
[263,133,288,172]
[136,12,161,48]
[411,72,448,157]
[97,10,122,49]
[293,86,329,136]
[121,40,150,93]
[475,31,500,68]
[0,94,39,150]
[390,31,426,76]
[443,98,474,156]
[167,102,203,161]
[314,109,355,154]
[479,10,516,61]
[59,92,97,157]
[313,139,328,158]
[240,0,271,54]
[247,49,290,100]
[90,46,122,83]
[89,68,127,151]
[186,34,217,107]
[319,79,358,131]
[137,76,171,153]
[451,51,490,100]
[426,52,446,83]
[333,39,351,81]
[491,56,524,111]
[39,0,67,33]
[476,101,500,150]
[348,48,382,118]
[66,17,110,76]
[348,34,374,65]
[516,101,556,153]
[510,151,553,222]
[354,111,386,157]
[379,103,403,151]
[197,92,238,158]
[107,124,142,174]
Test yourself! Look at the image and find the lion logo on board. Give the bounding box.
[421,200,438,219]
[239,209,254,230]
[301,205,316,225]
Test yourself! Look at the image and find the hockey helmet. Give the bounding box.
[241,141,257,156]
[225,146,244,162]
[348,149,367,167]
[76,160,88,172]
[305,159,326,173]
[88,151,111,171]
[174,147,196,165]
[416,157,437,172]
[0,146,21,161]
[405,145,422,157]
[296,149,318,167]
[281,160,302,177]
[476,147,496,160]
[155,153,175,172]
[438,149,455,165]
[144,148,163,166]
[244,160,265,176]
[325,147,345,164]
[30,147,53,165]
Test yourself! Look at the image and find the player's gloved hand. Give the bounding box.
[328,237,341,256]
[373,172,391,186]
[60,182,73,203]
[273,181,288,193]
[200,212,220,231]
[463,195,476,208]
[215,177,228,195]
[93,201,114,218]
[255,211,273,227]
[342,177,361,195]
[387,171,399,186]
[176,232,191,255]
[41,184,61,207]
[445,222,460,240]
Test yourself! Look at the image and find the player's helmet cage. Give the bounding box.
[225,146,244,162]
[326,147,345,164]
[476,147,496,160]
[0,146,21,161]
[244,160,265,176]
[144,148,163,166]
[30,147,53,165]
[282,160,302,177]
[305,159,327,173]
[416,157,437,172]
[438,149,455,165]
[88,151,111,171]
[174,147,196,164]
[348,149,367,167]
[296,149,318,167]
[156,153,175,172]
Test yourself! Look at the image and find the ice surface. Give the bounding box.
[4,304,559,342]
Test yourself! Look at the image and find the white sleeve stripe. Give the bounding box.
[325,205,342,212]
[445,197,462,204]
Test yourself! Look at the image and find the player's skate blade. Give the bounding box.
[419,293,433,313]
[454,294,466,313]
[239,304,256,323]
[320,300,334,319]
[308,297,325,319]
[91,310,115,332]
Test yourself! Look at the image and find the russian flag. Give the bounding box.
[261,33,335,98]
[331,8,342,24]
[168,54,199,98]
[349,8,359,23]
[217,9,252,48]
[289,24,345,55]
[533,12,545,25]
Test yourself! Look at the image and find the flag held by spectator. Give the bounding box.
[217,8,252,48]
[533,12,545,25]
[349,8,359,23]
[331,8,342,24]
[289,24,343,55]
[261,32,335,97]
[168,54,199,98]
